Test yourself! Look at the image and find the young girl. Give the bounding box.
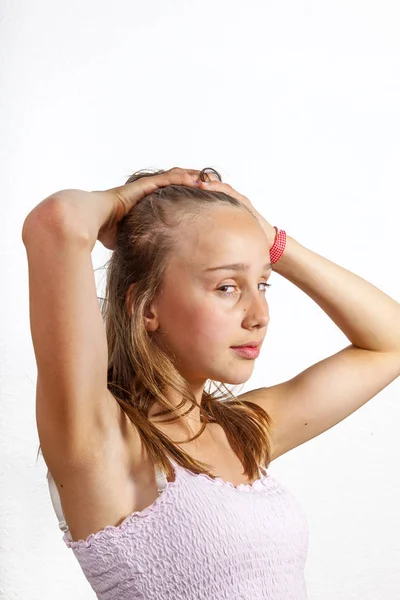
[22,166,400,599]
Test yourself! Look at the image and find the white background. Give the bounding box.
[1,0,400,598]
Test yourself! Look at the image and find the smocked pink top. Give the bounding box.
[47,455,309,599]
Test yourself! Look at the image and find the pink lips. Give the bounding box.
[231,346,260,359]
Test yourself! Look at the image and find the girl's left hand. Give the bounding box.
[196,178,277,250]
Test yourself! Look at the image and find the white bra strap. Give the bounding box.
[47,470,69,532]
[155,464,169,495]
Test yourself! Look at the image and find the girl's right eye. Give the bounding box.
[218,283,272,296]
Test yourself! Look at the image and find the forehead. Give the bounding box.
[169,206,270,275]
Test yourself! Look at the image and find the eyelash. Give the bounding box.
[218,283,272,296]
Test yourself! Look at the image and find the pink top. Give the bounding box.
[47,455,309,599]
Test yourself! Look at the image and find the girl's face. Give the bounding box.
[151,206,271,387]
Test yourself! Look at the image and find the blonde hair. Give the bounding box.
[101,167,274,482]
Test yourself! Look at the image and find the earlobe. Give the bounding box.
[144,317,158,332]
[143,303,159,332]
[126,285,160,331]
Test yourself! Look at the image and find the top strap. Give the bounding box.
[47,470,69,532]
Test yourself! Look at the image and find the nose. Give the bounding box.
[243,292,270,329]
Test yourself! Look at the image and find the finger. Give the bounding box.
[200,170,222,182]
[169,167,202,179]
[198,180,248,203]
[199,180,231,190]
[141,171,198,195]
[167,167,224,185]
[168,167,223,184]
[161,170,201,186]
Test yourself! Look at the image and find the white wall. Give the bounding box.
[1,0,399,598]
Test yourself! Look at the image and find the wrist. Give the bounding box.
[57,189,117,250]
[269,227,287,265]
[271,235,300,274]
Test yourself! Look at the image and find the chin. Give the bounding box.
[226,375,253,386]
[215,368,254,387]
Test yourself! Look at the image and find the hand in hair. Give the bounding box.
[196,179,277,250]
[97,167,202,250]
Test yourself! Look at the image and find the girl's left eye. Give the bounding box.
[218,283,272,296]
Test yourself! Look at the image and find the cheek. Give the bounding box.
[169,297,229,348]
[186,304,230,348]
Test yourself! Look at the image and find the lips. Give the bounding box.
[231,341,262,349]
[231,346,261,359]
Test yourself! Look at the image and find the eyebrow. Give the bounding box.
[204,261,272,273]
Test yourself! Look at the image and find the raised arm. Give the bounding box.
[22,200,119,476]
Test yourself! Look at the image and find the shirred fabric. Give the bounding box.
[48,456,309,599]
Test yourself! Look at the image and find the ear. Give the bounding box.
[143,303,159,332]
[125,283,160,331]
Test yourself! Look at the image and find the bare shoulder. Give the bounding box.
[236,386,282,462]
[236,386,278,410]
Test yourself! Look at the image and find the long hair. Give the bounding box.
[100,167,274,482]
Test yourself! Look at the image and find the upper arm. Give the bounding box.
[23,202,121,474]
[240,344,400,461]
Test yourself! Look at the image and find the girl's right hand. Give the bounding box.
[95,167,202,250]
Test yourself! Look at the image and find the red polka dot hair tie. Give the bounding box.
[269,227,287,264]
